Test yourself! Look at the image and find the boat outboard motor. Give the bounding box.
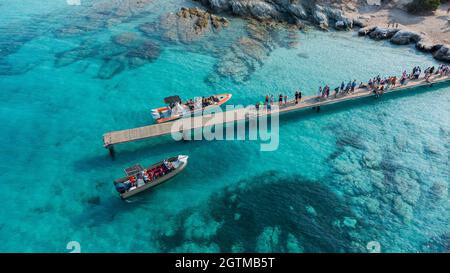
[115,183,127,194]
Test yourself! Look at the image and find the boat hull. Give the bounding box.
[114,156,188,199]
[152,93,232,123]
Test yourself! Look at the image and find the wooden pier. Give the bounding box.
[103,74,450,150]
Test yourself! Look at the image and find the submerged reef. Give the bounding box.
[138,6,300,83]
[0,0,160,78]
[156,171,364,253]
[211,19,299,83]
[0,0,156,61]
[53,0,155,39]
[54,32,161,79]
[324,109,450,251]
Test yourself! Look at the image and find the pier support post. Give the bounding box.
[108,145,115,160]
[316,106,320,113]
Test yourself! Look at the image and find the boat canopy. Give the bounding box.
[164,95,182,105]
[124,164,144,176]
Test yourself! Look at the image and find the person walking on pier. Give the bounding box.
[284,95,288,105]
[295,91,299,104]
[298,90,302,102]
[340,81,345,92]
[345,81,351,93]
[279,94,283,105]
[425,68,433,83]
[334,87,339,98]
[413,67,421,79]
[324,85,330,98]
[317,86,323,100]
[400,71,407,85]
[351,80,357,92]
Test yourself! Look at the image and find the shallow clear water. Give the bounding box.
[0,1,449,252]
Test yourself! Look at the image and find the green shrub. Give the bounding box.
[407,0,441,13]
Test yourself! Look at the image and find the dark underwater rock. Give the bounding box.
[126,40,161,67]
[53,26,87,38]
[0,22,45,58]
[0,60,37,76]
[138,21,159,37]
[55,44,97,67]
[98,42,128,58]
[97,56,126,79]
[157,171,361,252]
[112,32,140,47]
[429,181,448,200]
[86,196,101,206]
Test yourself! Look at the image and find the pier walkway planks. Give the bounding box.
[103,74,450,148]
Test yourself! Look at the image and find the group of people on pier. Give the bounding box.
[255,64,449,110]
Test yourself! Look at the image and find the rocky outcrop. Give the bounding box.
[358,25,450,63]
[390,30,421,45]
[195,0,449,65]
[358,26,376,36]
[54,0,155,38]
[353,17,368,28]
[433,46,450,62]
[139,7,229,44]
[415,39,440,52]
[196,0,356,31]
[312,7,329,30]
[367,27,400,40]
[229,0,283,20]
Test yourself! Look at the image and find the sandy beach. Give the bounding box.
[355,3,450,45]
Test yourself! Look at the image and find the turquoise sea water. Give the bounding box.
[0,1,449,252]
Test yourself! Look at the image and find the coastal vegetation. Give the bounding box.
[407,0,442,13]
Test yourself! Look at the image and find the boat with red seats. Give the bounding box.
[113,155,188,199]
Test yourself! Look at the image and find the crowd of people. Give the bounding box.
[201,95,219,108]
[115,160,175,194]
[178,96,219,111]
[255,64,449,110]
